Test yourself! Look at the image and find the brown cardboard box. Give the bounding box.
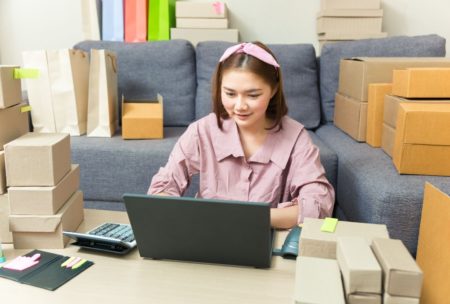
[316,10,383,34]
[0,151,5,194]
[334,93,367,142]
[348,294,381,304]
[0,66,22,109]
[371,238,422,298]
[337,237,382,295]
[4,132,71,186]
[294,256,345,304]
[176,18,228,29]
[320,0,381,9]
[366,83,392,147]
[175,1,227,18]
[170,28,238,46]
[8,164,80,215]
[392,103,450,176]
[392,68,450,98]
[0,102,30,150]
[318,33,388,52]
[0,193,13,243]
[9,190,84,249]
[338,58,450,102]
[122,95,163,139]
[416,183,450,304]
[299,218,389,259]
[381,123,395,157]
[383,294,419,304]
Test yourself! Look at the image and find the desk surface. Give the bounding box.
[0,209,296,304]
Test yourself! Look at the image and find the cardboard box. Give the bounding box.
[0,65,22,109]
[4,133,71,186]
[320,0,381,10]
[337,237,382,295]
[9,190,84,249]
[176,1,227,18]
[318,32,387,41]
[381,123,395,157]
[299,218,389,259]
[170,28,238,46]
[371,238,422,298]
[366,83,392,147]
[122,95,164,139]
[334,93,368,142]
[176,18,228,29]
[317,13,382,34]
[392,103,450,176]
[383,294,419,304]
[8,164,80,215]
[416,183,450,303]
[348,293,381,304]
[392,67,450,98]
[0,151,5,194]
[0,102,30,150]
[338,58,450,102]
[294,256,345,304]
[0,193,13,243]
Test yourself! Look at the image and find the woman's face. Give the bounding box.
[221,69,276,132]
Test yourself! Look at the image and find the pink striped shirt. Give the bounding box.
[148,113,335,223]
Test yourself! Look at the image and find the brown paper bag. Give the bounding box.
[87,49,118,137]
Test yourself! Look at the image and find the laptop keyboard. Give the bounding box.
[88,223,135,243]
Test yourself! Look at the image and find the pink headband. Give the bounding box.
[219,43,280,68]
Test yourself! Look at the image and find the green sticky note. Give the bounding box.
[20,105,32,113]
[321,217,338,233]
[14,68,40,79]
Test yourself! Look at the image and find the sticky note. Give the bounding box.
[20,105,32,113]
[13,68,40,79]
[3,253,40,271]
[71,259,87,270]
[321,217,338,233]
[61,256,76,267]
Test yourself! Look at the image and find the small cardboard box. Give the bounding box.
[176,1,227,18]
[381,123,395,157]
[338,58,450,102]
[170,28,238,46]
[4,133,71,186]
[299,218,389,259]
[0,65,22,109]
[294,256,345,304]
[0,103,30,150]
[9,190,84,249]
[122,95,163,139]
[392,103,450,176]
[0,193,13,243]
[416,183,450,303]
[0,151,6,194]
[8,164,80,215]
[320,0,380,10]
[176,18,228,29]
[371,238,422,298]
[383,293,419,304]
[316,10,383,34]
[348,293,381,304]
[366,83,392,147]
[337,237,382,295]
[334,92,367,142]
[392,68,450,98]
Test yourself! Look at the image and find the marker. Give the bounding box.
[66,257,81,268]
[71,259,87,270]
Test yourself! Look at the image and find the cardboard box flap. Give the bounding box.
[372,238,422,273]
[122,94,163,118]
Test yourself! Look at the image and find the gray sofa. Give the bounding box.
[73,34,449,255]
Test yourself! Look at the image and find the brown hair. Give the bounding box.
[211,41,288,130]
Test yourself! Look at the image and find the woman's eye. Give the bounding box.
[225,92,235,97]
[248,94,261,99]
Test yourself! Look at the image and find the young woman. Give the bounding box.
[148,42,335,229]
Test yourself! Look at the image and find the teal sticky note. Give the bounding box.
[321,217,338,233]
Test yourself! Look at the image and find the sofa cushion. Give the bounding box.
[315,124,450,255]
[74,40,196,127]
[195,41,321,130]
[309,131,338,190]
[319,34,446,123]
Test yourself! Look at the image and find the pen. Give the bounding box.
[71,259,87,270]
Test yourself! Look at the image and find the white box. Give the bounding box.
[171,28,238,46]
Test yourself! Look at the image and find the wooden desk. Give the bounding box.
[0,209,296,304]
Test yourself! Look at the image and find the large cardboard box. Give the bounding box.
[0,65,22,109]
[392,68,450,98]
[176,18,228,29]
[383,294,419,304]
[299,218,389,259]
[0,151,5,194]
[319,32,388,52]
[348,294,381,304]
[392,103,450,176]
[170,28,238,46]
[366,83,392,147]
[381,123,395,157]
[371,238,422,298]
[175,1,227,18]
[316,10,383,34]
[0,193,12,243]
[416,183,450,304]
[338,58,450,102]
[9,190,84,249]
[8,164,80,215]
[294,256,345,304]
[334,93,367,142]
[320,0,380,10]
[0,103,30,150]
[122,95,163,139]
[4,132,71,186]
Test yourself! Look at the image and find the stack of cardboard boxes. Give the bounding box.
[317,0,387,51]
[171,1,238,46]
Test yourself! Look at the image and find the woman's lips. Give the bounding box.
[234,113,251,120]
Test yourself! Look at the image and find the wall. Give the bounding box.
[0,0,449,65]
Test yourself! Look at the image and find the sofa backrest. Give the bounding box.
[195,41,322,130]
[319,34,446,123]
[74,40,196,127]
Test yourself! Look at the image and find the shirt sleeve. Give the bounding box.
[147,123,200,196]
[281,130,335,224]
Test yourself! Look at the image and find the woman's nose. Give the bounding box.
[235,96,248,110]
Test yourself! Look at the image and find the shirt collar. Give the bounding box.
[213,117,244,161]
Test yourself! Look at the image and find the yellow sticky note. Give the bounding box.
[321,217,338,233]
[71,259,87,270]
[14,68,39,79]
[21,105,31,113]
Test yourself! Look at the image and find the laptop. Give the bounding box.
[123,194,274,268]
